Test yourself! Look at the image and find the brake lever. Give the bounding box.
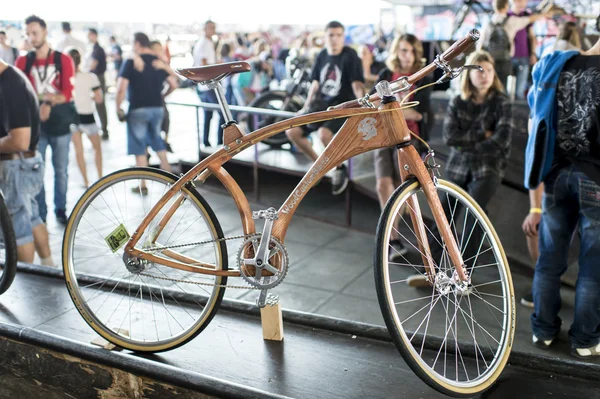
[436,64,483,84]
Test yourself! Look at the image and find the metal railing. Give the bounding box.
[167,100,356,226]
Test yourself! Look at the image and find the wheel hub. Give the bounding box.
[123,252,147,274]
[434,271,471,295]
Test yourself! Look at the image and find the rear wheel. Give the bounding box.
[374,178,515,397]
[246,91,303,148]
[63,168,228,352]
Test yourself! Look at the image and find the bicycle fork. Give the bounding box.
[397,145,469,284]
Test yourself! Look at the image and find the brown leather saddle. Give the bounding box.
[176,61,251,84]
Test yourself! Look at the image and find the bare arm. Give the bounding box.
[528,25,538,63]
[43,93,66,105]
[115,77,129,111]
[362,58,378,84]
[153,59,178,79]
[93,87,103,104]
[300,80,321,113]
[522,184,544,237]
[529,184,544,208]
[89,59,98,73]
[352,81,366,99]
[0,127,31,152]
[402,108,422,122]
[163,76,178,98]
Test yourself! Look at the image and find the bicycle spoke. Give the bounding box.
[65,171,226,350]
[380,181,513,389]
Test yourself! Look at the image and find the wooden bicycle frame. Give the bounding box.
[123,99,467,282]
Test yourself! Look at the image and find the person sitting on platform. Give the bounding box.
[285,20,366,196]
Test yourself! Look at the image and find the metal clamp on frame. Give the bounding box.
[357,94,375,108]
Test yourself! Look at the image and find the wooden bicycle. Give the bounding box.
[63,30,514,397]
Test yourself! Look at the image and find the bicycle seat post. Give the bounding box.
[207,81,235,126]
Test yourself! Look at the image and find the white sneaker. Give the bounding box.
[331,164,349,195]
[407,274,429,288]
[571,342,600,358]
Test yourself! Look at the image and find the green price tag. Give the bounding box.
[105,224,130,253]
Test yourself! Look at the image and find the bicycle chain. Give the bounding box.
[138,271,261,290]
[144,233,262,253]
[139,232,264,290]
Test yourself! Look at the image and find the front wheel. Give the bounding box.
[374,178,515,397]
[63,167,228,352]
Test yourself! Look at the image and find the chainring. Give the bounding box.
[237,236,289,289]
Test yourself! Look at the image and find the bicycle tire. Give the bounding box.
[246,91,303,148]
[374,178,515,397]
[0,192,17,295]
[63,167,228,352]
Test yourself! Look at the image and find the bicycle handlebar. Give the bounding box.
[330,29,480,110]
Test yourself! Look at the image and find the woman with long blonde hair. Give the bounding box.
[541,21,582,57]
[372,33,433,269]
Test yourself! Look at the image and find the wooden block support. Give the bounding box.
[90,328,129,351]
[90,336,122,351]
[260,302,284,341]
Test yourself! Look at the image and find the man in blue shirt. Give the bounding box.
[116,32,177,192]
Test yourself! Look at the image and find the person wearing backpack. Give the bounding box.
[479,0,552,90]
[524,31,600,358]
[15,15,77,226]
[0,30,19,65]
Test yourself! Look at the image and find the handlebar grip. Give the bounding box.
[439,29,480,63]
[330,30,479,111]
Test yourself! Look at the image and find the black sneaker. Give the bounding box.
[56,210,68,225]
[389,239,408,262]
[571,343,600,359]
[520,292,534,308]
[532,334,555,349]
[331,164,349,195]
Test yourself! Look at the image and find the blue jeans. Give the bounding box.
[511,57,530,100]
[0,154,44,246]
[197,88,224,146]
[531,166,600,348]
[36,133,72,222]
[126,107,165,156]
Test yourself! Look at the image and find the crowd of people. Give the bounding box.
[0,3,598,359]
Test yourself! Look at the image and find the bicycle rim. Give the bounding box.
[63,168,228,352]
[375,179,514,397]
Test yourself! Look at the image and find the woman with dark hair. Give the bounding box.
[372,33,433,262]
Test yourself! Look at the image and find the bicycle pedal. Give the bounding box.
[252,207,278,221]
